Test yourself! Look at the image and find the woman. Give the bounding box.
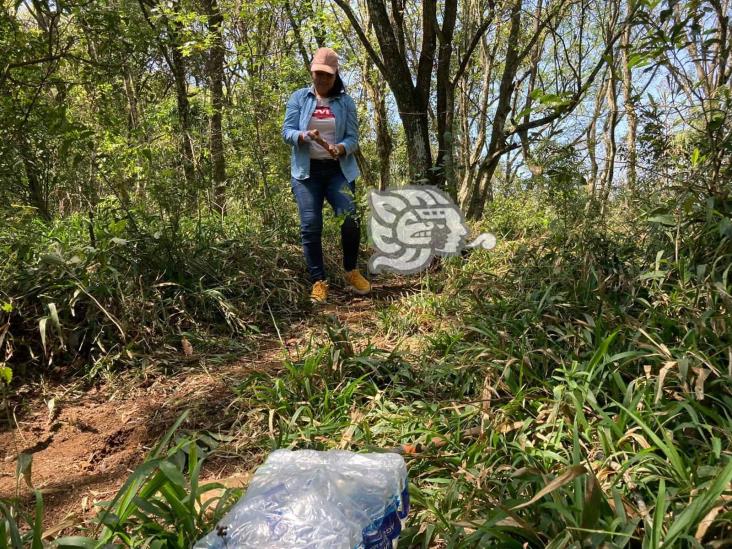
[281,47,371,303]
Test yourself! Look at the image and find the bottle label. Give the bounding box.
[361,482,409,548]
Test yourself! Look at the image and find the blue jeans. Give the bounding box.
[290,159,360,282]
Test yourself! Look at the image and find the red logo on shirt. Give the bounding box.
[313,105,335,119]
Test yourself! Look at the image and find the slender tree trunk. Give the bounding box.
[204,0,226,214]
[284,0,311,71]
[123,69,139,134]
[587,74,607,200]
[518,0,545,177]
[458,37,497,209]
[442,89,457,200]
[170,50,195,192]
[21,141,50,221]
[150,0,196,195]
[466,0,522,220]
[620,15,636,195]
[601,54,619,212]
[363,61,392,190]
[434,0,458,195]
[137,0,195,195]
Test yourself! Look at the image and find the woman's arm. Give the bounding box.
[282,91,305,146]
[337,95,359,155]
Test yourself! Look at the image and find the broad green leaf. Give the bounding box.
[39,317,48,353]
[648,214,676,226]
[31,491,43,549]
[691,147,700,166]
[53,536,98,548]
[158,460,186,488]
[48,303,63,346]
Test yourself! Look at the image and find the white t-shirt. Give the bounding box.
[307,97,337,159]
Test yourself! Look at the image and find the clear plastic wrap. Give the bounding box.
[195,449,409,549]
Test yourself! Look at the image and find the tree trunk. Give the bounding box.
[336,0,493,188]
[137,0,196,194]
[335,0,436,183]
[458,36,497,209]
[601,55,618,212]
[518,0,545,177]
[381,0,435,184]
[620,15,636,195]
[167,9,196,194]
[362,60,392,190]
[587,73,608,200]
[399,109,432,183]
[434,0,458,196]
[123,66,140,136]
[354,149,377,188]
[205,0,227,214]
[284,0,311,71]
[170,50,195,193]
[465,0,522,220]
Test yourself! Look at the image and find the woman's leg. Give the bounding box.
[340,213,360,272]
[291,175,326,281]
[324,168,359,272]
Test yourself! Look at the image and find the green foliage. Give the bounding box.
[1,153,729,549]
[0,200,307,381]
[222,189,730,547]
[1,0,731,546]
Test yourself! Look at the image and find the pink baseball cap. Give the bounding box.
[311,47,339,75]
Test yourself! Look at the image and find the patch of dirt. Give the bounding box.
[0,337,287,531]
[0,275,421,535]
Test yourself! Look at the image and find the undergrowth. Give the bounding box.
[2,188,731,547]
[0,200,309,383]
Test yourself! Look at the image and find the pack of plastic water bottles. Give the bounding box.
[195,449,410,549]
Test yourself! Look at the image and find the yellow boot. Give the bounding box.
[344,269,371,295]
[310,280,329,303]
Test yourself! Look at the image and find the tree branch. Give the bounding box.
[507,3,631,138]
[136,0,176,75]
[332,0,387,75]
[6,53,67,69]
[451,4,495,88]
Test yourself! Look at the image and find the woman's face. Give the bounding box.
[312,70,336,96]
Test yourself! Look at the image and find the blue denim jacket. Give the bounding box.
[281,86,360,182]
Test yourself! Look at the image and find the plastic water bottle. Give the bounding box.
[195,449,409,549]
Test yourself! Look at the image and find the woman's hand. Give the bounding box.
[299,129,321,143]
[328,144,346,158]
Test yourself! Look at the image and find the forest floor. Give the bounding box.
[0,276,421,534]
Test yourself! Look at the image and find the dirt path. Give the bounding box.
[0,278,419,534]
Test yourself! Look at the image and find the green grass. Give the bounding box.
[222,192,731,547]
[0,201,309,384]
[2,190,731,547]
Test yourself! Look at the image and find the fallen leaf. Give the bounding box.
[16,452,33,489]
[695,494,732,541]
[182,337,193,357]
[512,464,587,510]
[655,362,675,403]
[694,367,710,400]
